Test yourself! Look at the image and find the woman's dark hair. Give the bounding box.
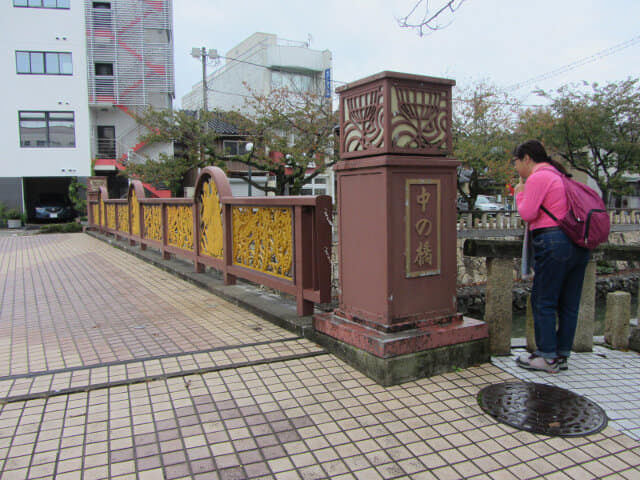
[513,140,571,177]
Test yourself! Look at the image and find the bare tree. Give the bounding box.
[398,0,468,37]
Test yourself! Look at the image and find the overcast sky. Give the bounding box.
[173,0,640,108]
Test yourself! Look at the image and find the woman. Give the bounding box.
[513,140,590,373]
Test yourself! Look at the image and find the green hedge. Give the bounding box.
[39,223,83,234]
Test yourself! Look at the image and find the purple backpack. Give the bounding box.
[540,168,610,249]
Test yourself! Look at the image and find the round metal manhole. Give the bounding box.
[477,381,608,437]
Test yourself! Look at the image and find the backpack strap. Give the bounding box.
[540,205,559,222]
[536,166,563,223]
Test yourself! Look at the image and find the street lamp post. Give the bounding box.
[190,47,218,111]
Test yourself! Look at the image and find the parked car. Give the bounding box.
[33,193,75,222]
[474,195,503,213]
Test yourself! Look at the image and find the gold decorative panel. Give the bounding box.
[342,85,384,154]
[405,179,441,278]
[106,204,116,230]
[391,86,448,152]
[92,204,99,226]
[143,205,162,241]
[199,178,224,259]
[130,190,140,237]
[232,207,293,279]
[167,205,193,250]
[100,199,105,227]
[118,205,129,233]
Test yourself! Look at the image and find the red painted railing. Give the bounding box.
[87,167,332,315]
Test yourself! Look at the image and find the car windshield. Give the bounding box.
[38,194,66,206]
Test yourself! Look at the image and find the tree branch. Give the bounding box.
[397,0,468,37]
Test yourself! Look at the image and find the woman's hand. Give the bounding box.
[514,177,525,195]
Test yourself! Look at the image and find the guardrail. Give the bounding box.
[456,209,640,232]
[87,166,333,315]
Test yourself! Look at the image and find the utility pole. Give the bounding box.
[191,46,217,111]
[200,46,208,111]
[191,47,218,165]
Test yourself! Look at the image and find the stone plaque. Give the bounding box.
[405,179,441,277]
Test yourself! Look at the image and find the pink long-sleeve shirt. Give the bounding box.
[515,163,567,231]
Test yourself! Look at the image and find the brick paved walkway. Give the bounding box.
[0,232,639,479]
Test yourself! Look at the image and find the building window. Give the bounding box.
[300,175,328,196]
[16,51,72,75]
[13,0,70,9]
[97,126,116,158]
[19,111,75,148]
[272,70,317,93]
[223,140,249,157]
[94,63,114,97]
[95,63,114,76]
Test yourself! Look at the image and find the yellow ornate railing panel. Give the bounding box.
[118,205,129,233]
[130,190,140,237]
[92,203,99,226]
[232,206,293,279]
[143,205,162,241]
[106,204,116,230]
[167,205,193,250]
[199,178,224,259]
[100,198,105,227]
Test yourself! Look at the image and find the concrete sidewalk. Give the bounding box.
[0,231,638,479]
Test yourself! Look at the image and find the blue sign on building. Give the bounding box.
[324,68,331,98]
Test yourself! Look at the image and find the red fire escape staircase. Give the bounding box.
[90,1,171,198]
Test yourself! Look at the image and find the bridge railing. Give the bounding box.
[456,209,640,232]
[87,167,332,316]
[463,239,640,355]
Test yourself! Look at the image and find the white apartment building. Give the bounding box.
[1,0,174,219]
[182,32,334,198]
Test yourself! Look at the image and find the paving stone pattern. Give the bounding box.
[494,347,640,442]
[0,232,639,479]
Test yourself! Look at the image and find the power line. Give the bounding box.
[506,34,640,91]
[191,33,640,110]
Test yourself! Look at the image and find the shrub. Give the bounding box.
[39,222,83,234]
[6,208,21,220]
[68,177,87,216]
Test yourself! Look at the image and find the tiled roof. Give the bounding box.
[183,110,241,135]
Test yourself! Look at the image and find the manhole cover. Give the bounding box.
[477,381,608,437]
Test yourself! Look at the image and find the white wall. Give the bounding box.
[181,33,332,115]
[1,3,91,178]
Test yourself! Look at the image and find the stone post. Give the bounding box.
[604,291,631,350]
[313,72,489,385]
[637,281,640,320]
[574,259,596,352]
[525,294,536,352]
[484,257,512,355]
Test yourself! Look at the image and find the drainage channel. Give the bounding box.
[0,337,328,404]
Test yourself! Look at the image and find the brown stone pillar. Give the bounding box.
[574,259,596,352]
[86,176,106,227]
[604,291,631,349]
[485,257,512,355]
[313,72,489,385]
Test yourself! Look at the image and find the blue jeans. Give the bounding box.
[531,229,590,359]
